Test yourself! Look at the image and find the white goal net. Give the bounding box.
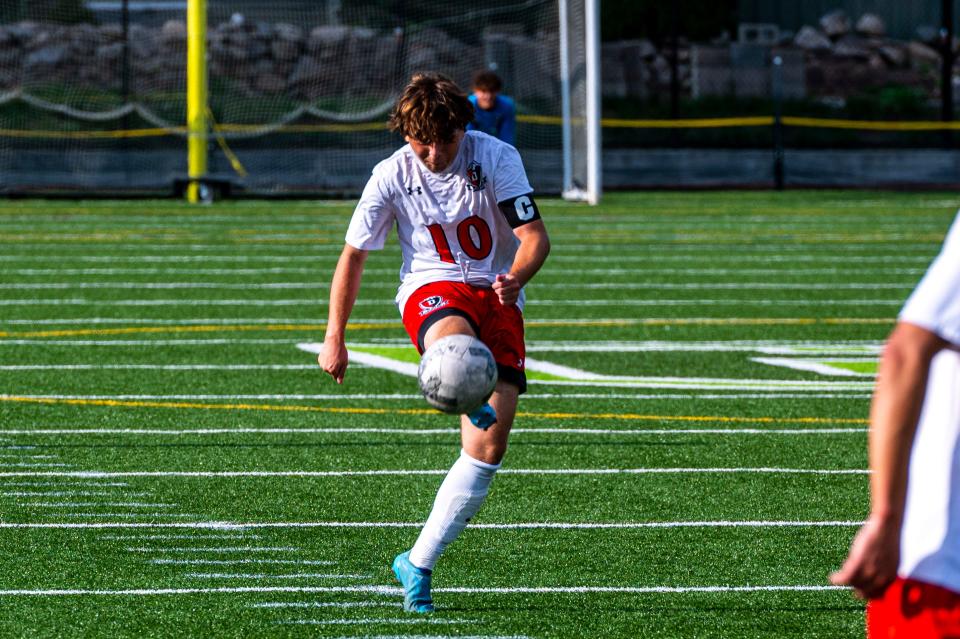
[0,0,599,201]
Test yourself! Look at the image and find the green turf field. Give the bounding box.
[0,191,953,637]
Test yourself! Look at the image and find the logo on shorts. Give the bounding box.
[418,295,450,316]
[466,161,487,191]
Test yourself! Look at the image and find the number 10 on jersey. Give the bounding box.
[427,217,493,263]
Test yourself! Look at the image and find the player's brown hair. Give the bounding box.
[471,70,503,92]
[388,72,475,144]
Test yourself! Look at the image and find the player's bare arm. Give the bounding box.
[492,218,550,306]
[319,244,368,384]
[831,321,947,598]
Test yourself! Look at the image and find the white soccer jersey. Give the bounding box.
[345,131,536,312]
[897,210,960,593]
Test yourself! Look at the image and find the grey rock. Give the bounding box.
[99,24,124,42]
[819,10,850,39]
[308,25,350,51]
[271,39,300,62]
[879,45,907,68]
[855,13,886,37]
[160,20,186,42]
[908,41,940,66]
[794,25,832,51]
[7,22,38,44]
[288,55,324,86]
[833,35,871,59]
[274,23,303,43]
[96,42,125,64]
[24,45,67,68]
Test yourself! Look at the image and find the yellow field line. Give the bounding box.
[5,115,960,139]
[604,116,774,129]
[0,395,868,424]
[0,127,183,139]
[0,317,895,339]
[781,116,960,131]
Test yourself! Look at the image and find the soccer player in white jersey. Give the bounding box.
[832,212,960,636]
[318,72,550,613]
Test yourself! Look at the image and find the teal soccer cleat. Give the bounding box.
[392,551,435,613]
[467,402,497,430]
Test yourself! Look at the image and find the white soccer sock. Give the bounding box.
[408,449,501,571]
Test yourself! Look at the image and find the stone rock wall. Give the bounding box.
[0,9,951,113]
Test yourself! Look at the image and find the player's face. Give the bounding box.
[406,130,464,173]
[474,89,497,110]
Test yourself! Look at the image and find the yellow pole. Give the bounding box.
[186,0,208,203]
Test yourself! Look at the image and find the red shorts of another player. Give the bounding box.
[401,280,526,394]
[868,577,960,638]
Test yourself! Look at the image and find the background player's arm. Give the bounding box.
[493,219,550,306]
[831,321,946,598]
[319,244,368,383]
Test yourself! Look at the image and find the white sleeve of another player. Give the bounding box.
[345,170,396,251]
[900,212,960,346]
[492,144,533,202]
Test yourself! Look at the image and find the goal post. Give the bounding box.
[559,0,601,204]
[186,0,209,203]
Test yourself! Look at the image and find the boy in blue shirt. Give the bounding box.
[467,70,516,146]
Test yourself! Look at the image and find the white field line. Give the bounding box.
[54,513,201,519]
[0,385,876,400]
[0,339,312,345]
[100,535,253,541]
[525,340,883,355]
[0,462,74,468]
[0,427,868,436]
[0,281,915,291]
[0,392,875,400]
[184,573,369,580]
[0,481,129,487]
[0,331,893,347]
[0,365,317,370]
[31,503,176,508]
[0,454,57,459]
[126,546,300,553]
[0,295,911,308]
[1,266,927,277]
[251,601,392,609]
[0,240,938,251]
[282,619,470,626]
[751,357,873,378]
[0,520,865,531]
[0,584,850,597]
[0,463,72,468]
[0,318,889,335]
[0,479,130,488]
[0,318,350,325]
[0,252,933,264]
[299,344,873,391]
[519,299,903,306]
[0,468,870,479]
[150,560,334,566]
[1,491,140,497]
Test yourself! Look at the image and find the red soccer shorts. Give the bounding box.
[868,577,960,638]
[401,280,527,393]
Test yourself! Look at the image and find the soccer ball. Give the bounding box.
[418,334,498,414]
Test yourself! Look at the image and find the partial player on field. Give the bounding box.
[318,72,550,613]
[831,211,960,637]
